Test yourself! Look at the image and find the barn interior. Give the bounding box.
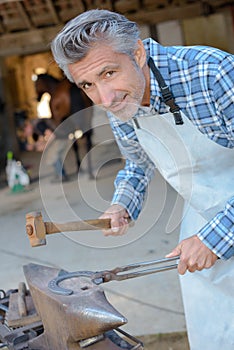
[0,0,234,176]
[0,2,234,348]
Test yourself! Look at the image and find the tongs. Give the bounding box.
[92,255,179,285]
[48,255,180,295]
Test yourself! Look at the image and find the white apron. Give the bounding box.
[133,108,234,350]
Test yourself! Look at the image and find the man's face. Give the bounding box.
[68,42,147,121]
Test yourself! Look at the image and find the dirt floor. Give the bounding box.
[139,332,189,350]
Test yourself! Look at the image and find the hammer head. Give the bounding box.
[26,211,46,247]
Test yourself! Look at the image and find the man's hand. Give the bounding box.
[166,235,218,275]
[99,204,130,236]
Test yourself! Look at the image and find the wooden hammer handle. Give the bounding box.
[44,218,112,234]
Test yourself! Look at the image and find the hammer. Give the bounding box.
[26,211,117,247]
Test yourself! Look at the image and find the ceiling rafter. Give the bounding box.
[127,3,203,24]
[16,1,32,29]
[45,0,60,24]
[0,0,233,56]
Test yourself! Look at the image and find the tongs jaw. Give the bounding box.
[92,256,180,285]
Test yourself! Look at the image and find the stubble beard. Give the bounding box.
[111,102,139,122]
[111,76,146,122]
[101,95,143,122]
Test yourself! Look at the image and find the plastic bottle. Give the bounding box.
[5,151,14,188]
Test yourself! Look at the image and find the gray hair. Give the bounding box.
[51,9,140,82]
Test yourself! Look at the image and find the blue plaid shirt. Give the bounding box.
[108,38,234,259]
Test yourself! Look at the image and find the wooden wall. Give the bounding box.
[182,10,234,53]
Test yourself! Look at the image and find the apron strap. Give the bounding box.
[148,57,183,125]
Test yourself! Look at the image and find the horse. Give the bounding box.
[34,73,94,179]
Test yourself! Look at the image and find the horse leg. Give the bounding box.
[85,131,94,180]
[72,141,81,172]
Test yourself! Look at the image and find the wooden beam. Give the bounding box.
[127,3,203,24]
[45,0,60,24]
[0,0,232,56]
[0,22,4,34]
[209,0,234,7]
[0,25,64,56]
[16,1,32,29]
[55,0,85,22]
[115,0,139,13]
[0,2,29,32]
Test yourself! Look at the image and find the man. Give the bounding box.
[51,9,234,350]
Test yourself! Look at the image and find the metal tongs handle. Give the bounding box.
[47,256,180,295]
[92,256,180,285]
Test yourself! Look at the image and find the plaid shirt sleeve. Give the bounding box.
[197,55,234,259]
[198,199,234,259]
[108,114,156,220]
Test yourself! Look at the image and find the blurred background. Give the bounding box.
[0,0,234,181]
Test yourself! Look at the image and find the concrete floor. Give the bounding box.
[0,109,187,337]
